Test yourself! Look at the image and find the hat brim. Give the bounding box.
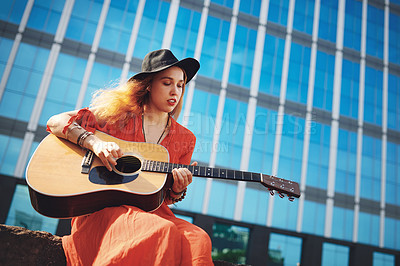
[129,58,200,84]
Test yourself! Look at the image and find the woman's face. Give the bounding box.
[148,66,185,114]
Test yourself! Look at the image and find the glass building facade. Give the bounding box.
[0,0,399,265]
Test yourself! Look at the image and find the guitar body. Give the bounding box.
[26,132,172,218]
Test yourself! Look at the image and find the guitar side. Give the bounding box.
[26,132,171,218]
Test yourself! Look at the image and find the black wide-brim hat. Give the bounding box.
[128,49,200,84]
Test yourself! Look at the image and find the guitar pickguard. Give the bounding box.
[89,166,138,185]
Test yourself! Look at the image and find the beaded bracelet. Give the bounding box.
[77,131,93,147]
[167,188,187,203]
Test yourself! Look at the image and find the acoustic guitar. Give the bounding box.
[26,131,300,218]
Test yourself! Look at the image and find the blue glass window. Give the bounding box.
[321,242,350,266]
[199,15,230,81]
[268,233,302,266]
[215,98,247,169]
[0,37,14,76]
[373,252,395,266]
[318,0,338,42]
[248,106,277,174]
[335,129,356,195]
[307,122,331,190]
[0,135,23,176]
[0,43,49,122]
[99,0,139,54]
[65,0,102,45]
[331,206,354,241]
[389,13,400,64]
[388,74,400,131]
[268,0,289,26]
[286,42,310,104]
[360,135,381,201]
[343,0,362,51]
[358,211,379,246]
[259,34,285,97]
[228,25,257,88]
[38,53,87,126]
[366,5,384,59]
[211,223,249,264]
[239,0,261,17]
[278,114,304,184]
[211,0,234,9]
[242,184,269,225]
[340,59,359,119]
[26,0,65,34]
[384,217,400,250]
[302,200,325,235]
[364,66,383,125]
[272,191,299,231]
[207,180,237,220]
[0,0,28,24]
[133,0,170,59]
[6,184,59,234]
[386,142,400,206]
[313,50,334,111]
[170,7,201,60]
[293,0,314,35]
[187,89,218,165]
[82,61,122,107]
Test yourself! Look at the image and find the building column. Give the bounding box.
[324,0,345,238]
[234,0,269,222]
[353,0,368,243]
[267,0,296,227]
[0,0,34,101]
[296,0,321,233]
[202,0,240,215]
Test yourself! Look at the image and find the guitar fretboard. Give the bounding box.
[142,160,262,183]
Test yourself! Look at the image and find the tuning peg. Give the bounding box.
[288,196,295,202]
[268,188,274,196]
[278,192,285,198]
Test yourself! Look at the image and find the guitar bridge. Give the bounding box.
[81,150,94,174]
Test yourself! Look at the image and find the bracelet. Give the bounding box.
[170,187,187,196]
[77,131,93,147]
[167,188,187,203]
[66,122,82,140]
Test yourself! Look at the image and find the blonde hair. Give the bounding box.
[90,70,186,127]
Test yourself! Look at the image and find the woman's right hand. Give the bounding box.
[89,138,124,171]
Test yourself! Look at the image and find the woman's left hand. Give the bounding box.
[171,161,197,193]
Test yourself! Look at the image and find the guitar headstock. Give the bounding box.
[261,174,300,201]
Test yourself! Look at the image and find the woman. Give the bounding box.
[47,49,213,265]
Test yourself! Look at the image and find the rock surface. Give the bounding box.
[0,224,246,265]
[0,224,66,265]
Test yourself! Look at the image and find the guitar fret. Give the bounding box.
[206,167,212,177]
[220,169,226,179]
[227,170,234,180]
[193,166,199,175]
[243,171,252,181]
[234,170,242,180]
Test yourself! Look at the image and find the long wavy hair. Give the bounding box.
[90,69,186,127]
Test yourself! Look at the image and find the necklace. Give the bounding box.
[142,114,170,144]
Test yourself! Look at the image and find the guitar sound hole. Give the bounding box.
[115,156,141,175]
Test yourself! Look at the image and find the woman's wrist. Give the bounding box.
[167,188,187,203]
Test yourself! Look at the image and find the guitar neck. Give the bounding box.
[142,160,262,183]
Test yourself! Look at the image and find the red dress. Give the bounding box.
[60,109,213,265]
